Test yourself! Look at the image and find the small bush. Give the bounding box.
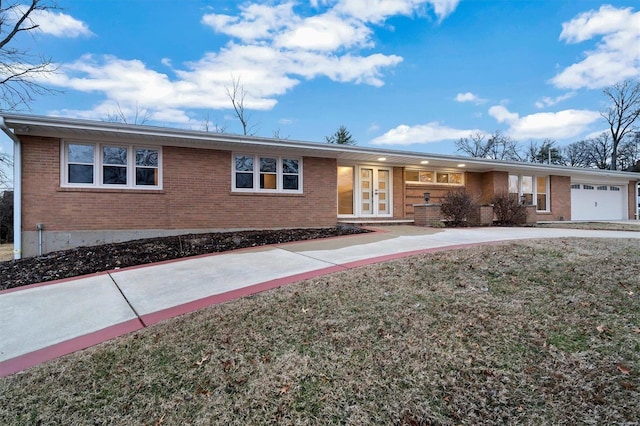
[441,190,477,226]
[0,190,13,243]
[491,192,526,225]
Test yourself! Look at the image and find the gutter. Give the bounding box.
[0,117,21,259]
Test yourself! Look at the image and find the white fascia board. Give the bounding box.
[3,113,639,181]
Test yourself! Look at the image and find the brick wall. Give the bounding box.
[20,137,337,234]
[465,172,483,203]
[628,180,638,220]
[404,185,455,217]
[413,204,442,227]
[480,171,508,204]
[539,175,571,221]
[392,167,405,218]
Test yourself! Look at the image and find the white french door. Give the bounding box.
[358,166,391,217]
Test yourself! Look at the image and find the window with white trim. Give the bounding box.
[509,174,549,211]
[232,154,302,193]
[62,142,161,189]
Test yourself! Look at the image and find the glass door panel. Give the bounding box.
[337,166,354,215]
[357,166,391,217]
[360,168,373,215]
[377,169,390,215]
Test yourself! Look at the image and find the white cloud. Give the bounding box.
[534,91,576,108]
[201,2,296,41]
[335,0,460,23]
[274,12,372,51]
[488,105,600,140]
[454,92,486,104]
[27,8,93,37]
[487,105,518,124]
[552,5,640,89]
[44,0,457,124]
[370,122,478,145]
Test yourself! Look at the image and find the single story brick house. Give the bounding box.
[1,113,638,259]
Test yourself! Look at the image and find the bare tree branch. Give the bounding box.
[0,152,13,188]
[201,113,227,133]
[601,79,640,170]
[103,102,150,125]
[0,0,59,110]
[225,75,257,136]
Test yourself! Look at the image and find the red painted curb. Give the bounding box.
[0,318,144,377]
[1,238,510,377]
[141,265,348,326]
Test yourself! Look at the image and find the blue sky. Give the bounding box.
[1,0,639,163]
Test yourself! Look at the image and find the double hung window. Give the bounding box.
[233,154,302,193]
[63,142,161,189]
[509,174,549,211]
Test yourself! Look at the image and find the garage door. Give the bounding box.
[571,184,627,220]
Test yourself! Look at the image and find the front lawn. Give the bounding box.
[1,238,638,424]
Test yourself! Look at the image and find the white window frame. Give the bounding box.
[231,153,303,194]
[61,141,162,189]
[509,174,550,212]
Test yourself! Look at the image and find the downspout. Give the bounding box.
[0,117,21,259]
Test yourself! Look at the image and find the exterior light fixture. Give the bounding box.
[420,160,429,164]
[377,157,386,161]
[424,192,431,203]
[520,195,527,205]
[457,163,466,167]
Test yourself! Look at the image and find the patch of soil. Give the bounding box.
[0,227,368,291]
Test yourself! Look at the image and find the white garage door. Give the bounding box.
[571,184,627,220]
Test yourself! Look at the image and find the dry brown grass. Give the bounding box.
[1,238,639,425]
[0,244,12,262]
[536,221,640,232]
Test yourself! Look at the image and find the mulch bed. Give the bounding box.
[0,227,368,291]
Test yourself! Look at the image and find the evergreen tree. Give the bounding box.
[326,125,356,145]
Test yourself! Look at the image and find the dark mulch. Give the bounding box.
[0,226,368,291]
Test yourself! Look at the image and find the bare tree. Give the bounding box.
[201,113,226,133]
[0,0,58,110]
[589,132,613,170]
[272,128,289,140]
[563,140,593,168]
[225,75,257,136]
[524,139,563,164]
[601,79,640,170]
[486,131,519,161]
[103,102,150,125]
[617,131,640,171]
[0,152,12,188]
[455,132,493,157]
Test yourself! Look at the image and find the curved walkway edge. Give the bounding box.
[2,226,639,377]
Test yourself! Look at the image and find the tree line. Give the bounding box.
[456,80,640,172]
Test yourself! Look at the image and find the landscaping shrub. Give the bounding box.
[491,192,526,225]
[441,190,477,226]
[0,190,13,243]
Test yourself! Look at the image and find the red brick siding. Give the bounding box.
[628,180,638,220]
[481,171,508,204]
[538,175,571,221]
[404,184,456,216]
[20,137,337,232]
[465,172,483,203]
[392,167,405,218]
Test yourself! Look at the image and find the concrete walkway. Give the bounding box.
[2,225,639,376]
